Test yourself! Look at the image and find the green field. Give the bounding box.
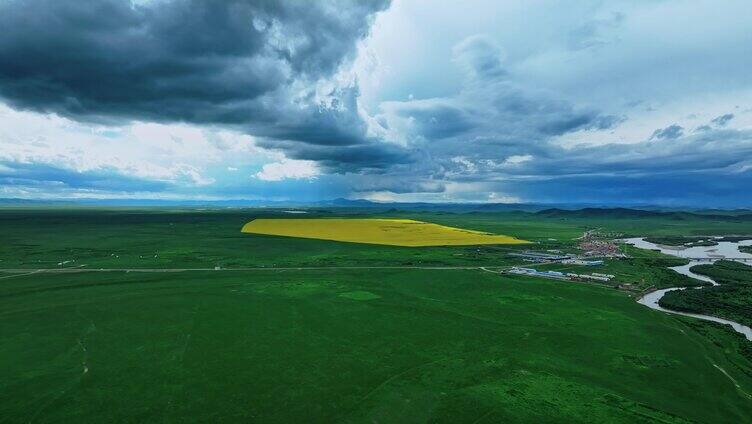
[3,208,752,422]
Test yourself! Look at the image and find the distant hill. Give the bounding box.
[0,197,540,211]
[536,208,672,219]
[1,198,750,216]
[536,207,752,221]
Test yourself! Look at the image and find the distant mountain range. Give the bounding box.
[0,197,530,209]
[535,207,752,221]
[0,197,750,215]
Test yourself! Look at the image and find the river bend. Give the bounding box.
[622,238,752,341]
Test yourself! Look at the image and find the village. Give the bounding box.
[504,231,627,286]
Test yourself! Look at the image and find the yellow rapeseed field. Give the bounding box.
[241,218,529,247]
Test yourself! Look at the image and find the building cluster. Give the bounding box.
[507,267,614,283]
[579,239,624,257]
[568,272,614,282]
[508,251,573,262]
[508,251,604,266]
[561,259,604,266]
[507,267,568,279]
[503,231,625,285]
[578,232,625,258]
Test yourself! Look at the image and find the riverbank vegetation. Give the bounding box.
[643,236,752,247]
[660,261,752,329]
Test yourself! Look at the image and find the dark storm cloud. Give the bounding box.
[361,82,752,200]
[651,124,684,140]
[0,0,388,118]
[0,0,396,170]
[525,129,752,177]
[256,137,412,173]
[537,109,622,136]
[417,126,752,205]
[386,102,476,139]
[3,2,749,206]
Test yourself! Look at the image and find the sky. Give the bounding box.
[0,0,751,206]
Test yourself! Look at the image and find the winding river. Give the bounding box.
[622,237,752,341]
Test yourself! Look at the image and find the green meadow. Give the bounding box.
[2,208,752,422]
[3,269,752,423]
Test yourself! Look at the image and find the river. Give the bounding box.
[622,237,752,341]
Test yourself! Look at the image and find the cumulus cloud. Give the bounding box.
[360,33,623,195]
[694,125,712,132]
[355,33,752,204]
[711,113,735,127]
[566,12,624,51]
[369,125,751,205]
[452,35,507,82]
[503,155,533,166]
[254,159,319,182]
[376,34,621,147]
[651,124,684,140]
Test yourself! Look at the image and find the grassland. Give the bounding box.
[241,218,529,246]
[3,207,752,422]
[3,269,752,423]
[0,209,535,270]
